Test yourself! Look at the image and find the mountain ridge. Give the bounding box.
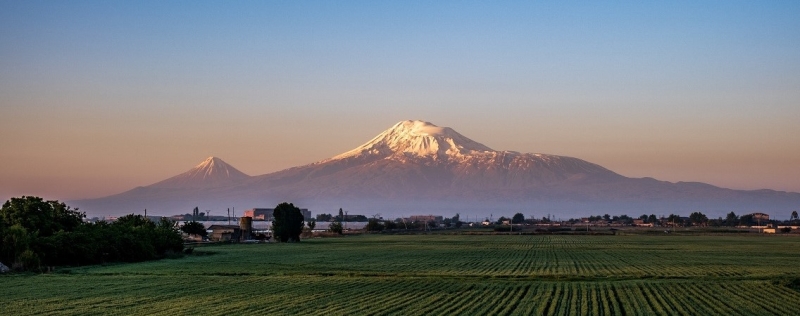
[69,121,800,218]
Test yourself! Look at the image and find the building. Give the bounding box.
[208,225,243,241]
[300,209,311,220]
[244,208,311,221]
[410,215,443,223]
[748,212,770,222]
[243,208,273,221]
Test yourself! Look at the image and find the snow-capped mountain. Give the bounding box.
[70,121,800,218]
[330,120,494,160]
[149,156,250,189]
[248,120,623,198]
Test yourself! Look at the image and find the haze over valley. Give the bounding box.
[71,120,800,219]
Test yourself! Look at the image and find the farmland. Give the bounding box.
[2,234,800,315]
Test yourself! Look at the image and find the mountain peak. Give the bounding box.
[149,156,250,189]
[196,156,224,169]
[331,120,494,160]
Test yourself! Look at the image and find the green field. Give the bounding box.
[2,234,800,315]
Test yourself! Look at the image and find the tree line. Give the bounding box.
[1,196,184,272]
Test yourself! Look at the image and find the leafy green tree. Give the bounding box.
[647,214,658,225]
[328,221,343,235]
[1,196,84,237]
[366,219,385,232]
[496,216,509,225]
[666,214,683,227]
[512,213,525,224]
[307,220,316,230]
[791,211,799,222]
[725,212,739,227]
[1,197,184,270]
[739,214,755,226]
[316,213,332,221]
[689,212,708,226]
[181,221,207,237]
[272,202,305,242]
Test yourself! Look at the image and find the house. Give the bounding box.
[244,208,311,221]
[633,219,654,227]
[243,208,273,221]
[410,215,444,224]
[747,212,770,222]
[208,225,243,242]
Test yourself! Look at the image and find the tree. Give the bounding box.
[338,208,344,221]
[791,211,799,222]
[648,214,658,225]
[271,202,305,242]
[1,197,184,271]
[725,212,739,227]
[1,196,84,237]
[666,214,683,227]
[739,214,755,226]
[307,220,316,230]
[328,221,343,235]
[366,219,385,232]
[512,213,525,224]
[689,212,708,226]
[496,216,509,225]
[181,221,207,237]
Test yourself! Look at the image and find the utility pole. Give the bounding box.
[227,208,230,225]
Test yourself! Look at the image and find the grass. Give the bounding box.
[2,234,800,315]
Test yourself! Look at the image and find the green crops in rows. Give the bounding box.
[2,235,799,315]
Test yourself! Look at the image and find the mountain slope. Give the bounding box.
[70,121,800,218]
[150,156,250,189]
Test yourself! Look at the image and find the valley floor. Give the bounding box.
[2,234,799,315]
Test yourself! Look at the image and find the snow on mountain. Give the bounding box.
[70,121,800,218]
[148,156,250,189]
[330,120,494,160]
[318,120,617,182]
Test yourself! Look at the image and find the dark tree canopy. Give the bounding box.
[181,221,207,237]
[689,212,708,226]
[328,221,343,235]
[1,196,84,237]
[512,213,525,224]
[272,202,305,242]
[1,197,183,271]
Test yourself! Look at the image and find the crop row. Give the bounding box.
[75,235,796,280]
[3,274,800,315]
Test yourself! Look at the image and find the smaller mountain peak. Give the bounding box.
[195,156,223,169]
[148,156,250,189]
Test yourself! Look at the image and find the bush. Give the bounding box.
[1,197,184,271]
[329,221,343,235]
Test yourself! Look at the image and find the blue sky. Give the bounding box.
[1,1,799,199]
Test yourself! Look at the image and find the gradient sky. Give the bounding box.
[2,1,799,201]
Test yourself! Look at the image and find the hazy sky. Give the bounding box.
[2,1,799,201]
